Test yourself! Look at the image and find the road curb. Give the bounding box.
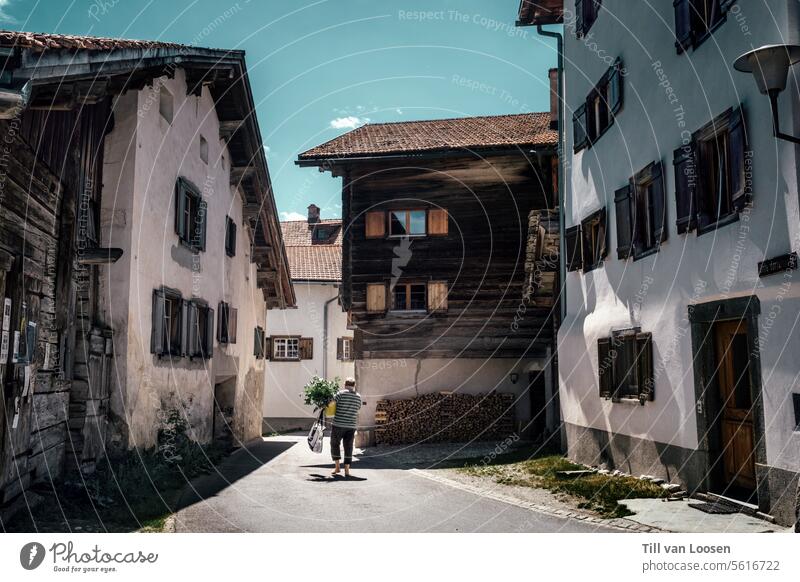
[409,468,667,533]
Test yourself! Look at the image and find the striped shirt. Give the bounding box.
[332,389,362,429]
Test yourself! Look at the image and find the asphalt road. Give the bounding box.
[173,436,621,533]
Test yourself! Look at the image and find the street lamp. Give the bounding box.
[734,44,800,145]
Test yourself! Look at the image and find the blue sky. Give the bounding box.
[3,0,558,220]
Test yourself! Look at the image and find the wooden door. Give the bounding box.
[713,320,756,491]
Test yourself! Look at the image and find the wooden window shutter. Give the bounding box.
[428,209,448,235]
[198,199,208,251]
[229,307,238,343]
[427,281,448,312]
[574,0,585,37]
[337,337,344,360]
[151,289,166,355]
[299,337,313,360]
[573,103,588,151]
[608,59,624,116]
[728,107,751,212]
[185,300,197,358]
[614,183,633,259]
[217,302,229,343]
[596,208,608,262]
[175,181,187,239]
[673,143,697,234]
[366,283,386,313]
[719,0,736,12]
[565,225,583,272]
[597,337,612,398]
[254,327,263,359]
[636,332,654,402]
[264,336,272,360]
[650,162,668,244]
[673,0,692,54]
[365,211,386,238]
[204,306,214,358]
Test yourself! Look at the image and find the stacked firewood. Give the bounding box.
[374,392,515,444]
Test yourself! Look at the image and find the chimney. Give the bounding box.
[548,68,559,131]
[307,204,320,224]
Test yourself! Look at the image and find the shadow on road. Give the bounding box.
[176,439,296,509]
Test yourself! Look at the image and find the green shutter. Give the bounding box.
[728,107,750,212]
[204,306,214,358]
[175,180,187,240]
[673,0,692,53]
[673,143,697,234]
[565,224,583,272]
[151,289,166,355]
[636,332,654,402]
[598,337,612,398]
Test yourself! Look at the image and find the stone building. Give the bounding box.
[0,31,293,520]
[518,0,800,526]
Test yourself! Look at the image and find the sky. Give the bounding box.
[2,0,558,220]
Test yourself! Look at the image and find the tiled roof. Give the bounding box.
[298,112,557,160]
[280,220,342,281]
[0,30,189,51]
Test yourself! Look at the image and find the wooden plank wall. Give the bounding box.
[343,153,558,360]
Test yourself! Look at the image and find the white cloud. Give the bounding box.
[330,116,369,130]
[280,211,306,221]
[0,0,16,22]
[264,145,271,159]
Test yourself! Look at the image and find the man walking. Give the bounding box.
[330,377,362,478]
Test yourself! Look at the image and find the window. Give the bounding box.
[273,337,299,360]
[575,0,602,37]
[217,301,238,344]
[254,326,265,359]
[313,226,333,242]
[175,178,207,252]
[151,288,183,357]
[565,209,607,272]
[615,162,667,260]
[673,106,750,235]
[159,84,173,123]
[199,135,209,164]
[271,337,313,361]
[580,208,607,272]
[337,337,354,361]
[392,283,426,311]
[390,210,426,236]
[225,216,237,257]
[186,300,213,359]
[597,330,654,403]
[573,59,623,152]
[674,0,733,53]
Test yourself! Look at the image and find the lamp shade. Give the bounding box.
[733,44,800,94]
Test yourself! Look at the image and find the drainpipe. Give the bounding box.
[534,25,566,324]
[322,286,338,379]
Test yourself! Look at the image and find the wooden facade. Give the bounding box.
[325,151,559,360]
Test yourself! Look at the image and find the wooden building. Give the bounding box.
[0,31,292,520]
[298,113,560,444]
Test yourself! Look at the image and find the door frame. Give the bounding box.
[688,295,767,510]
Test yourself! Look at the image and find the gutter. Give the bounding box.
[322,286,339,379]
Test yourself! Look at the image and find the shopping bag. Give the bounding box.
[307,411,324,453]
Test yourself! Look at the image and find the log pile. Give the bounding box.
[374,391,515,444]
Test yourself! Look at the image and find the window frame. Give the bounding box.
[272,336,300,361]
[389,209,427,238]
[675,0,732,53]
[390,282,428,312]
[580,208,607,272]
[217,301,238,344]
[598,328,655,404]
[575,0,602,38]
[573,58,623,152]
[175,178,207,252]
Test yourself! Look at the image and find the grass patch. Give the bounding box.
[460,453,668,518]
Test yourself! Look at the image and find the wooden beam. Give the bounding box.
[230,165,255,186]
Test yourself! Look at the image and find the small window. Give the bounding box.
[151,288,183,357]
[313,226,332,242]
[337,337,353,361]
[186,300,213,359]
[575,0,602,37]
[574,59,623,152]
[159,84,173,124]
[616,162,667,260]
[175,178,207,252]
[673,107,749,235]
[273,337,299,361]
[674,0,730,53]
[225,216,237,257]
[392,283,426,311]
[390,210,426,236]
[597,330,654,403]
[217,301,238,344]
[580,208,607,272]
[199,135,209,164]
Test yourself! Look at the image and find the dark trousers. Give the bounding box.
[330,425,356,465]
